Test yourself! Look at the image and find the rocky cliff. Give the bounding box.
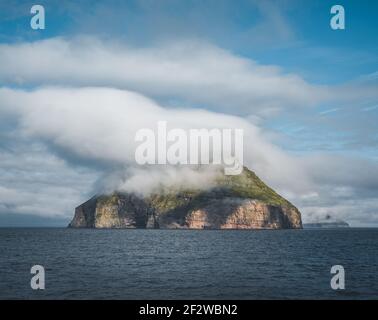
[68,167,302,229]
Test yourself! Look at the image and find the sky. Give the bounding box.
[0,0,377,227]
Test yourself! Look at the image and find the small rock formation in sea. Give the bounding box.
[68,166,302,229]
[303,213,349,228]
[303,221,350,229]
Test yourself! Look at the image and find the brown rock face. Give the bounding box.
[184,199,301,229]
[68,167,302,230]
[69,194,155,228]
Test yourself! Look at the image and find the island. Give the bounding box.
[68,166,302,229]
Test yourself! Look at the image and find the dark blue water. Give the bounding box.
[0,228,377,299]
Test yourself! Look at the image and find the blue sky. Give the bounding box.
[0,0,377,226]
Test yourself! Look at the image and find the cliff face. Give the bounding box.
[69,167,302,229]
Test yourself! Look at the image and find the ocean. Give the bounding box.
[0,228,377,299]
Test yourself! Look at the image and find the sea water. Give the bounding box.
[0,228,377,299]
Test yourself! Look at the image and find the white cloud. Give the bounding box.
[0,142,97,218]
[0,86,308,190]
[0,37,325,115]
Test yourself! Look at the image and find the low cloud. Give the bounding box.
[0,142,97,218]
[101,165,223,196]
[0,86,307,190]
